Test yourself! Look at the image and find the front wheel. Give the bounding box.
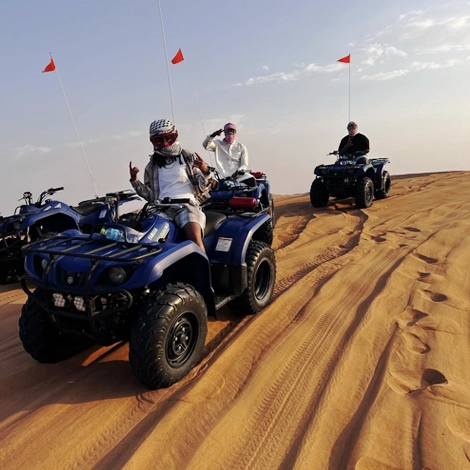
[19,288,93,363]
[310,179,329,208]
[229,241,276,315]
[375,171,391,199]
[129,283,208,390]
[355,177,374,209]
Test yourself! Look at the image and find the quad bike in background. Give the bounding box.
[19,191,276,390]
[310,151,391,209]
[0,187,144,283]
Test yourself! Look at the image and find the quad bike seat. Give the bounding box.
[204,211,227,237]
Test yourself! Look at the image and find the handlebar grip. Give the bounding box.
[53,187,64,191]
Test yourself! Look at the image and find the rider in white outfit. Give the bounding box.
[202,123,249,178]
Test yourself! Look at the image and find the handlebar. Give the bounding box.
[18,191,33,203]
[37,187,65,205]
[135,199,193,224]
[328,150,369,157]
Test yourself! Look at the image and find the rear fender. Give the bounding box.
[374,163,389,190]
[0,215,24,236]
[206,213,271,265]
[376,162,388,175]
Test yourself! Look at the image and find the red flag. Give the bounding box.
[171,48,184,64]
[42,57,56,73]
[337,54,350,64]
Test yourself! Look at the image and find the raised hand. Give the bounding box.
[210,129,223,138]
[129,161,139,181]
[193,153,209,174]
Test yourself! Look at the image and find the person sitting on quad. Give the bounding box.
[202,122,249,178]
[129,118,212,252]
[338,121,370,164]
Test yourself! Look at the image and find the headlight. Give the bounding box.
[73,296,86,312]
[108,267,127,285]
[41,258,48,270]
[52,293,66,307]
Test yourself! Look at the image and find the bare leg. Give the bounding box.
[182,222,206,253]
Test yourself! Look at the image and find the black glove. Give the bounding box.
[231,169,245,179]
[210,129,223,138]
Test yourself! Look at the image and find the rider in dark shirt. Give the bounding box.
[338,121,370,158]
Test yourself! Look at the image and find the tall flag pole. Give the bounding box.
[42,54,99,198]
[156,0,176,123]
[171,48,214,167]
[337,54,351,121]
[171,48,207,136]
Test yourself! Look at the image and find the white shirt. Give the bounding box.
[158,160,195,202]
[202,136,249,177]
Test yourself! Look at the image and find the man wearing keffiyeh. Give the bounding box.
[129,119,212,252]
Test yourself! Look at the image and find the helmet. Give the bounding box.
[149,119,178,148]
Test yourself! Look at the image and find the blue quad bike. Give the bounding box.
[207,169,275,229]
[18,192,276,390]
[0,187,144,284]
[310,151,391,209]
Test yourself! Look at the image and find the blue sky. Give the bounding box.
[1,0,469,214]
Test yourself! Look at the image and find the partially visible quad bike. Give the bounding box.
[206,169,275,241]
[310,151,391,209]
[19,194,276,390]
[0,188,144,283]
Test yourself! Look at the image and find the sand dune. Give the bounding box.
[1,171,470,470]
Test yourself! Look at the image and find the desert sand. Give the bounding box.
[1,171,470,470]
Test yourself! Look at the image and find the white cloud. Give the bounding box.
[237,4,470,88]
[445,15,470,30]
[126,131,145,138]
[237,62,344,86]
[66,130,144,147]
[399,10,424,21]
[362,43,408,65]
[411,58,465,70]
[14,144,51,159]
[66,138,103,148]
[361,69,409,81]
[417,44,470,54]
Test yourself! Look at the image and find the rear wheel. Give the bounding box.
[129,283,208,389]
[268,195,276,227]
[254,218,274,246]
[19,288,93,363]
[310,179,329,207]
[375,171,391,199]
[356,177,374,208]
[229,241,276,315]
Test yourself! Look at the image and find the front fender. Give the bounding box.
[142,241,214,314]
[19,202,80,232]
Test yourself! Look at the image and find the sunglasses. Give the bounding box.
[150,135,175,146]
[225,129,236,134]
